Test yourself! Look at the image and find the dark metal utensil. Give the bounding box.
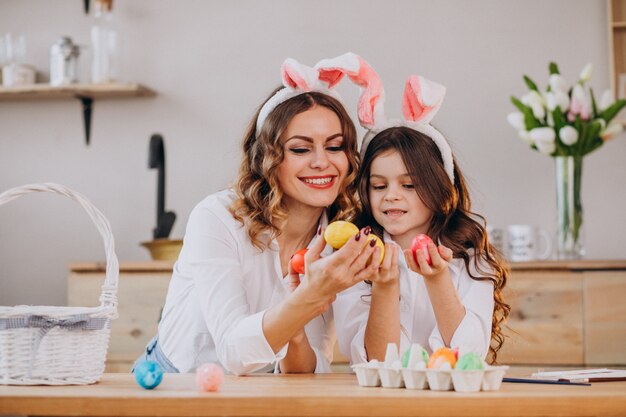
[149,134,176,239]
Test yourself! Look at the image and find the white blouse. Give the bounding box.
[158,189,335,375]
[333,234,495,364]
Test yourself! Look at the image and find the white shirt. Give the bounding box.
[158,189,335,375]
[333,233,495,364]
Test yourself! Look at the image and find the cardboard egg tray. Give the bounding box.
[352,363,509,392]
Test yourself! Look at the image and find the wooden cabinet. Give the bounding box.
[609,0,626,97]
[498,260,626,365]
[68,262,173,372]
[68,260,626,371]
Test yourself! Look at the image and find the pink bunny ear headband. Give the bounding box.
[315,53,455,184]
[255,54,358,137]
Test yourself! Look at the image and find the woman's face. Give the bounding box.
[277,105,349,211]
[368,150,433,248]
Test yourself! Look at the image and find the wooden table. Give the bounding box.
[2,373,626,417]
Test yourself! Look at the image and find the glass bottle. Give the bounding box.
[91,0,117,83]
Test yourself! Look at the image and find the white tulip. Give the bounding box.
[599,89,614,111]
[531,102,545,119]
[601,122,624,142]
[559,125,579,145]
[579,63,593,82]
[548,74,568,93]
[522,90,546,119]
[545,91,568,112]
[522,90,544,107]
[547,112,555,127]
[529,127,556,143]
[507,112,526,130]
[536,140,556,155]
[555,90,570,110]
[595,118,606,130]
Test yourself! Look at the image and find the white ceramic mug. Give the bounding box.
[486,225,505,254]
[507,225,552,261]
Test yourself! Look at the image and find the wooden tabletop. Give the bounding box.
[2,373,626,417]
[68,260,626,273]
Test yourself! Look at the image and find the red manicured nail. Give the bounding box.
[369,239,376,247]
[364,226,371,235]
[355,232,361,241]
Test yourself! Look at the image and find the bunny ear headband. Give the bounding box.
[255,54,358,137]
[316,53,455,184]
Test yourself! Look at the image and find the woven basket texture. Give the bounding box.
[0,183,119,385]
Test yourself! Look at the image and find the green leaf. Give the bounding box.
[590,88,598,118]
[523,75,539,91]
[600,99,626,122]
[511,97,541,130]
[582,121,603,156]
[549,62,560,75]
[552,107,566,131]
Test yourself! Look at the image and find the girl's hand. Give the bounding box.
[403,241,453,279]
[365,243,400,288]
[301,227,377,301]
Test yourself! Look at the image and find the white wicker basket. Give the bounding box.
[0,183,119,385]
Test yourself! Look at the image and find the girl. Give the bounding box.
[135,55,377,375]
[328,54,510,364]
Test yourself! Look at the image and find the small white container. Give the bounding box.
[426,369,453,391]
[451,370,485,392]
[482,365,509,391]
[379,367,404,388]
[352,363,381,387]
[401,368,428,390]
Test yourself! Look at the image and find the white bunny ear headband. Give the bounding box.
[255,54,358,137]
[315,53,455,184]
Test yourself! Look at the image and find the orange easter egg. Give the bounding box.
[427,347,457,369]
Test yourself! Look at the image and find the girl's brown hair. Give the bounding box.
[356,126,510,363]
[230,88,360,249]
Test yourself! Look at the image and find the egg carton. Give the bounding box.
[351,343,508,392]
[352,362,509,392]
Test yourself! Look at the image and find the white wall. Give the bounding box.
[1,0,625,307]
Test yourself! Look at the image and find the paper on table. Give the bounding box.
[532,369,626,382]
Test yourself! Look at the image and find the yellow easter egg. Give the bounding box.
[324,221,359,249]
[366,234,385,265]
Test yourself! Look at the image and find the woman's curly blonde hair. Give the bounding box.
[230,88,360,249]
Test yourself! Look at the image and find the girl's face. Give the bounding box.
[368,150,433,248]
[277,105,349,211]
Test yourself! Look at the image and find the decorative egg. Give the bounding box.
[455,352,485,370]
[427,347,457,369]
[134,360,163,390]
[324,221,359,249]
[411,234,434,265]
[195,363,224,392]
[290,249,307,274]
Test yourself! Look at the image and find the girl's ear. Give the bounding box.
[316,53,385,129]
[402,75,446,124]
[281,58,318,91]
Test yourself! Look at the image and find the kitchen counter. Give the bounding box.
[2,371,626,417]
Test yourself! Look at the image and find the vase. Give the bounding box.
[554,155,584,259]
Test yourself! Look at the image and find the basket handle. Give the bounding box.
[0,183,119,311]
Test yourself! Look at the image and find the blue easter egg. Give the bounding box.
[134,360,163,389]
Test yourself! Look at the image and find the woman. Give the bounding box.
[135,56,376,375]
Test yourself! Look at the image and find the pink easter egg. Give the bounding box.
[195,363,224,392]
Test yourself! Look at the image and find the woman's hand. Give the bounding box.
[404,241,453,279]
[296,227,377,301]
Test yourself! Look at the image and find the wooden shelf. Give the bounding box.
[0,82,156,144]
[0,82,155,100]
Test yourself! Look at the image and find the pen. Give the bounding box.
[503,377,591,386]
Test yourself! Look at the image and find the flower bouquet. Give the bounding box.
[507,62,626,259]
